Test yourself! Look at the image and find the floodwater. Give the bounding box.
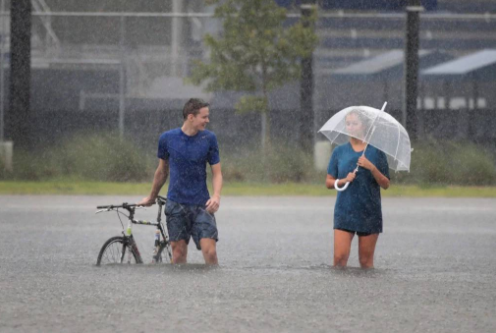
[1,195,495,333]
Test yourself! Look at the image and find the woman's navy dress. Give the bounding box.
[327,143,390,234]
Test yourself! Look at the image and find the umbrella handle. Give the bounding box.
[334,179,350,192]
[334,166,359,192]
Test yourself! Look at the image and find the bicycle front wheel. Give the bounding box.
[96,236,140,266]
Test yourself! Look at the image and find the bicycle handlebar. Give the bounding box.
[96,203,137,210]
[96,196,167,210]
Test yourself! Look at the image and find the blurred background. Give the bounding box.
[0,0,495,186]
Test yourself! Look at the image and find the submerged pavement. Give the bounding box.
[1,195,495,333]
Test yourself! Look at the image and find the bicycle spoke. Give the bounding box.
[104,243,114,263]
[110,242,119,263]
[104,242,117,264]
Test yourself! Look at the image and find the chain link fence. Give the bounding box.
[1,8,496,157]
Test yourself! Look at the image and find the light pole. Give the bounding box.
[0,0,5,142]
[9,0,32,149]
[403,0,423,141]
[119,15,126,139]
[300,0,315,152]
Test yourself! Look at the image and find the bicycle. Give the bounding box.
[95,195,172,266]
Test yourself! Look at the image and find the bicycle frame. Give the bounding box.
[127,197,169,243]
[96,196,171,264]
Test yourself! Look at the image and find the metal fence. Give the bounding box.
[1,7,496,151]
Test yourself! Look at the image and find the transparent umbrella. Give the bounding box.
[318,102,412,191]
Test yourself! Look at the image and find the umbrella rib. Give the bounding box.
[394,123,401,167]
[363,102,387,148]
[363,113,379,144]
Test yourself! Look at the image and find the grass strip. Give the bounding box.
[1,181,496,197]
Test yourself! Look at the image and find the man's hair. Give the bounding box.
[183,98,209,119]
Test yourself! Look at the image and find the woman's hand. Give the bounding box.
[344,172,356,183]
[358,156,390,189]
[357,156,376,171]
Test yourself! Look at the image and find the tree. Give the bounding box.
[188,0,318,151]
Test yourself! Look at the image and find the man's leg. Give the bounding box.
[334,229,354,268]
[192,207,218,265]
[199,238,218,265]
[171,240,188,264]
[165,200,192,264]
[358,233,379,269]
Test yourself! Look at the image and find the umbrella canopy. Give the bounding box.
[318,104,412,172]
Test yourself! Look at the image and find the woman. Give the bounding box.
[326,109,390,269]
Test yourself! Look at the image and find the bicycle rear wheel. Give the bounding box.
[153,241,173,264]
[97,236,141,266]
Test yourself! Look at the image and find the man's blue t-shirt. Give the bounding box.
[157,128,220,205]
[327,143,390,234]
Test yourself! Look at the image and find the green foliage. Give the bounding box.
[237,96,269,114]
[188,0,318,114]
[1,132,155,182]
[391,139,496,186]
[0,156,6,179]
[448,142,496,185]
[220,140,315,183]
[220,145,263,182]
[221,139,496,186]
[6,149,60,181]
[55,132,153,182]
[5,133,493,187]
[266,143,314,183]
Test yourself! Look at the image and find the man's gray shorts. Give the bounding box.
[165,199,218,250]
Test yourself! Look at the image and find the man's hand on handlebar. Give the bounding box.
[137,196,156,207]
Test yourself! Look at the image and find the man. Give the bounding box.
[138,98,222,265]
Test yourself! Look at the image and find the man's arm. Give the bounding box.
[138,159,169,206]
[205,163,223,213]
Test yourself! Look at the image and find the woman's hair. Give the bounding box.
[346,108,371,131]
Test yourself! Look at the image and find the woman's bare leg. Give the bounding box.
[358,233,379,269]
[333,229,354,268]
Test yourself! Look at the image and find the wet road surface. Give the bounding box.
[1,195,495,333]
